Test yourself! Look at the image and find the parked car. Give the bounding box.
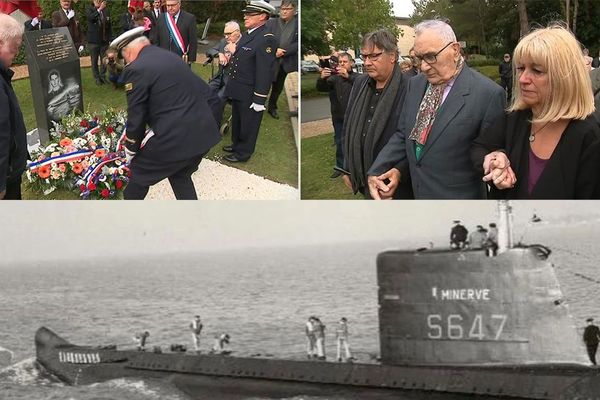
[301,60,320,74]
[353,57,364,73]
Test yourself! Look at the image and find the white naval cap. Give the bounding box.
[110,26,146,51]
[242,0,276,15]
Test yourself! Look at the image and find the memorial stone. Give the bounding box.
[23,27,83,145]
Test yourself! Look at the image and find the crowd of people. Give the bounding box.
[0,0,298,200]
[317,20,600,199]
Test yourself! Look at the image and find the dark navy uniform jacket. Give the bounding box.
[224,23,276,105]
[0,65,27,192]
[122,45,221,162]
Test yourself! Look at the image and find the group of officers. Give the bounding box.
[449,220,498,255]
[0,0,298,200]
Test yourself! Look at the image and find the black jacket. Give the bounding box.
[0,64,27,192]
[86,5,112,45]
[122,45,221,161]
[152,10,197,63]
[266,15,298,74]
[24,18,52,31]
[120,12,136,33]
[316,72,357,121]
[472,109,600,199]
[499,61,512,80]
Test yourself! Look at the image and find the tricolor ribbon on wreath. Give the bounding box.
[27,149,95,170]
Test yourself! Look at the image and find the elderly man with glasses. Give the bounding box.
[367,19,505,199]
[152,0,197,65]
[341,29,413,199]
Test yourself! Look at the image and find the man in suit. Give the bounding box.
[144,0,161,43]
[86,0,112,85]
[222,0,277,163]
[120,6,136,32]
[367,20,505,199]
[52,0,84,53]
[111,27,221,199]
[0,14,27,200]
[152,0,197,65]
[583,318,600,365]
[265,0,298,120]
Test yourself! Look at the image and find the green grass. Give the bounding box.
[300,72,327,99]
[15,63,297,199]
[473,65,500,84]
[301,133,361,200]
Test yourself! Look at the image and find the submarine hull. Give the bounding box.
[35,327,599,399]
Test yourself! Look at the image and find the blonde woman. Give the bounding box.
[472,25,600,198]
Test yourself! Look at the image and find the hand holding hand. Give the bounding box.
[367,168,400,200]
[249,103,266,112]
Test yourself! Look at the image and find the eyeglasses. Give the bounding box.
[360,51,384,61]
[414,42,454,65]
[224,30,239,36]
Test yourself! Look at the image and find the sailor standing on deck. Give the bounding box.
[189,315,203,353]
[134,331,150,351]
[222,0,277,163]
[450,220,468,249]
[336,317,353,362]
[583,318,600,365]
[305,316,316,359]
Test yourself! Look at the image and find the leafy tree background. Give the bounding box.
[301,0,399,56]
[409,0,600,57]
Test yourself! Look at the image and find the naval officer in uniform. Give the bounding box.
[222,0,277,163]
[111,27,221,199]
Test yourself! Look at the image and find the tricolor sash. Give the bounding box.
[165,13,188,61]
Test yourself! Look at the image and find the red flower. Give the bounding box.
[79,184,86,192]
[38,165,51,179]
[106,126,114,134]
[101,189,110,198]
[87,182,97,191]
[80,120,89,127]
[115,180,123,189]
[72,163,83,174]
[94,149,106,158]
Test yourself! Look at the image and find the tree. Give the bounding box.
[301,0,399,56]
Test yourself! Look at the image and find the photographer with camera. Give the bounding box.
[316,52,357,179]
[102,47,124,88]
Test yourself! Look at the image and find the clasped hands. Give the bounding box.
[482,151,516,189]
[367,168,401,200]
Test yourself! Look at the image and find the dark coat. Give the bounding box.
[122,45,221,162]
[24,18,52,31]
[344,73,413,199]
[86,5,112,45]
[584,324,600,345]
[471,109,600,199]
[316,72,357,121]
[120,12,136,33]
[51,8,83,48]
[152,10,197,63]
[369,67,506,199]
[266,15,298,74]
[143,8,160,43]
[223,23,277,105]
[0,65,27,192]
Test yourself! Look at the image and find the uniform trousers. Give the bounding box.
[586,343,598,365]
[124,153,205,200]
[230,98,264,161]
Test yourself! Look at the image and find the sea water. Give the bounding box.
[1,219,599,400]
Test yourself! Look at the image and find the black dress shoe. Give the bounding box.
[268,109,279,119]
[224,154,247,163]
[330,170,342,179]
[222,145,234,152]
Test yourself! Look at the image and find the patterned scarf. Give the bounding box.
[408,57,465,145]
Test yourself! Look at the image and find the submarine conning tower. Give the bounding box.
[377,245,588,366]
